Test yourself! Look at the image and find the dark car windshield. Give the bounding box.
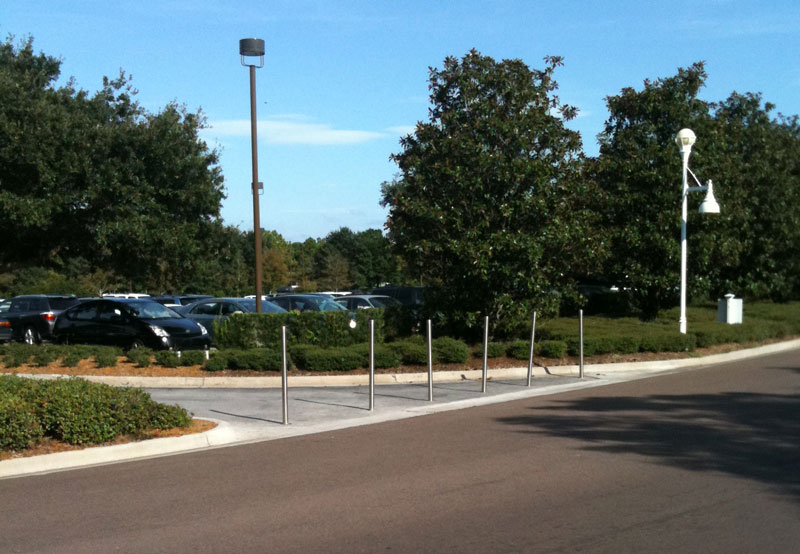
[49,298,80,311]
[126,301,181,320]
[369,297,400,308]
[317,298,347,311]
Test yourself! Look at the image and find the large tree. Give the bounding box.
[381,50,597,337]
[593,63,800,317]
[592,63,716,318]
[0,37,225,291]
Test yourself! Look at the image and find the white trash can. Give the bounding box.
[717,293,743,324]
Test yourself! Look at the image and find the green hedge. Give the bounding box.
[204,349,285,372]
[214,309,384,349]
[0,375,191,450]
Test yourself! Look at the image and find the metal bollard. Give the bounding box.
[369,319,375,411]
[281,326,288,424]
[427,319,433,402]
[579,310,584,379]
[527,311,537,387]
[481,315,489,393]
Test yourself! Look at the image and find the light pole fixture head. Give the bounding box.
[675,128,696,154]
[698,179,721,214]
[239,38,265,67]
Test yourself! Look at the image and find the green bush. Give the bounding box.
[1,343,36,368]
[639,332,696,352]
[127,348,154,368]
[28,377,191,445]
[536,340,568,358]
[215,310,376,350]
[226,349,284,371]
[301,347,363,371]
[386,340,429,365]
[32,346,58,367]
[507,339,533,360]
[204,352,229,372]
[154,350,180,368]
[0,394,44,451]
[62,345,93,368]
[432,337,469,364]
[92,346,122,368]
[475,341,506,358]
[352,343,402,369]
[178,350,206,367]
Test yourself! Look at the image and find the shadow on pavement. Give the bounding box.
[497,390,800,502]
[210,409,282,425]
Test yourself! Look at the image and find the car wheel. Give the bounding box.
[129,339,145,350]
[23,326,40,345]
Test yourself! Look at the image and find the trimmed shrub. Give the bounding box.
[301,347,363,371]
[287,344,315,369]
[474,341,506,359]
[127,348,154,368]
[34,378,191,445]
[2,344,36,368]
[62,346,92,368]
[386,340,429,365]
[639,332,696,353]
[215,310,378,350]
[204,352,229,372]
[352,343,402,369]
[507,339,533,360]
[536,340,568,358]
[32,347,57,367]
[432,337,469,364]
[92,346,122,368]
[178,350,206,367]
[154,350,180,368]
[226,349,283,371]
[0,394,44,451]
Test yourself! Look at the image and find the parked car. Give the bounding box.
[153,294,213,308]
[53,298,211,351]
[335,294,401,311]
[102,293,151,299]
[1,294,83,344]
[269,294,351,313]
[0,298,12,343]
[180,297,286,343]
[370,285,424,307]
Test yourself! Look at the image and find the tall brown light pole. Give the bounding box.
[239,38,265,312]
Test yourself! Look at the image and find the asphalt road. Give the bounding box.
[2,350,799,553]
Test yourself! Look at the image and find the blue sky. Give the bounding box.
[4,1,799,242]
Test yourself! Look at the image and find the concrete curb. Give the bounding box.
[12,337,800,388]
[0,419,232,479]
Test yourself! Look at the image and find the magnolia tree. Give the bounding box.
[382,50,601,337]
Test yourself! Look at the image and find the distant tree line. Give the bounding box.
[3,37,799,338]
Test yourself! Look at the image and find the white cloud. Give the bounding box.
[386,125,417,136]
[207,118,385,145]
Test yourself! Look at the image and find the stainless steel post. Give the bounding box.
[527,311,537,387]
[481,315,489,393]
[281,325,288,424]
[369,319,375,411]
[427,319,433,401]
[579,310,584,379]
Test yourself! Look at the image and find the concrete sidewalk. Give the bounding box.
[2,338,799,480]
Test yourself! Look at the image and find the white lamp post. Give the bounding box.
[676,128,720,334]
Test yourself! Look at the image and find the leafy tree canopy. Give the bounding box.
[382,50,599,337]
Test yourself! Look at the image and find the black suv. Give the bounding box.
[2,294,83,344]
